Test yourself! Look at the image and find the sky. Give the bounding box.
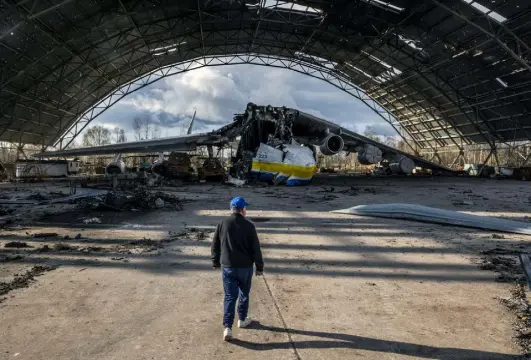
[83,64,397,143]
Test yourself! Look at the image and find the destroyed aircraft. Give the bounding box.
[34,103,453,185]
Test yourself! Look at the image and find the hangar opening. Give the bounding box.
[2,2,531,359]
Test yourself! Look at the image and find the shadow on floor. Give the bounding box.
[230,322,517,360]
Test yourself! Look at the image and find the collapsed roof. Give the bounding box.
[1,0,530,150]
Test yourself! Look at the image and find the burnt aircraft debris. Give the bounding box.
[34,103,454,186]
[75,188,184,212]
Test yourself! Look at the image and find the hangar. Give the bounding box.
[3,2,531,358]
[1,0,530,160]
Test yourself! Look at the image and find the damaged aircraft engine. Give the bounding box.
[319,134,344,155]
[105,155,126,175]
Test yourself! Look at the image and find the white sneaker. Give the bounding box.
[223,328,233,341]
[238,317,253,328]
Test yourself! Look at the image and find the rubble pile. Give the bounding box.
[0,206,15,216]
[186,228,215,241]
[478,247,531,354]
[0,265,57,302]
[319,186,377,196]
[480,255,524,283]
[75,187,183,211]
[53,243,76,251]
[26,192,52,201]
[479,247,525,283]
[0,254,24,262]
[500,285,531,354]
[4,241,32,248]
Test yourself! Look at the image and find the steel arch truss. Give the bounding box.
[1,0,531,151]
[56,53,417,152]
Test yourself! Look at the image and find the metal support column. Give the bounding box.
[477,147,494,177]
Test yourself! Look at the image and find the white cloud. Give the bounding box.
[84,64,398,141]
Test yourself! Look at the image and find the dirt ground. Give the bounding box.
[1,175,531,359]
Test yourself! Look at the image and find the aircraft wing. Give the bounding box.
[340,127,447,171]
[33,132,228,157]
[291,110,452,172]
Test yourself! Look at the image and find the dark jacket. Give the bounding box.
[211,213,264,271]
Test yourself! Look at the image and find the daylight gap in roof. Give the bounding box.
[462,0,507,23]
[360,0,404,13]
[361,51,402,82]
[397,34,423,51]
[150,41,187,53]
[345,62,382,83]
[495,77,508,87]
[294,51,338,69]
[264,0,323,14]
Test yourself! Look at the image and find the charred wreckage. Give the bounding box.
[35,103,452,185]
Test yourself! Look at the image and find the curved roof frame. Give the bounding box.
[54,53,422,153]
[1,0,530,151]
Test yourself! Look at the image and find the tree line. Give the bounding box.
[81,117,164,147]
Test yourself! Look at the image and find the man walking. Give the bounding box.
[211,196,264,341]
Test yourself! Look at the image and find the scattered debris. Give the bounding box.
[185,227,215,241]
[249,217,271,223]
[0,216,14,228]
[82,217,101,224]
[36,245,51,252]
[32,232,58,238]
[452,200,474,206]
[127,238,163,248]
[26,192,51,201]
[86,246,104,252]
[0,265,57,302]
[4,241,32,248]
[338,187,359,196]
[226,175,246,187]
[320,187,335,193]
[49,191,65,197]
[168,231,188,239]
[100,188,183,211]
[363,187,377,195]
[170,261,190,266]
[479,256,521,282]
[73,187,170,211]
[53,243,76,251]
[154,198,165,208]
[0,254,25,262]
[478,247,531,354]
[500,285,531,354]
[306,194,338,203]
[481,247,521,256]
[0,207,15,216]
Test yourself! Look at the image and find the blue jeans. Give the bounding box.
[222,267,253,329]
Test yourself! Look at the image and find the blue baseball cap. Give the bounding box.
[230,196,249,210]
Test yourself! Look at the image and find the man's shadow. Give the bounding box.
[230,322,517,360]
